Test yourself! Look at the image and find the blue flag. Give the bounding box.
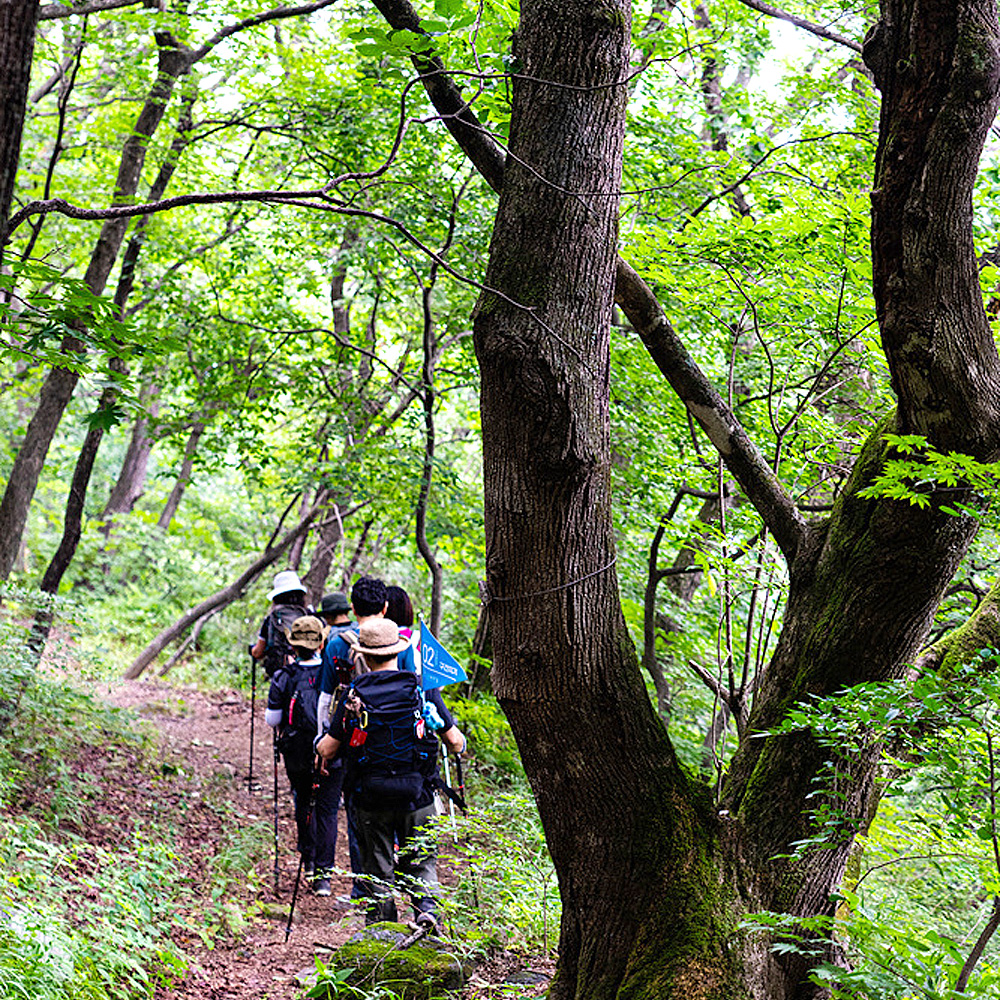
[419,620,468,690]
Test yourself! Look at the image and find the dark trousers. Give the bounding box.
[353,800,438,924]
[286,763,343,872]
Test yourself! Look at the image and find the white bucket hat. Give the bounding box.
[268,569,306,600]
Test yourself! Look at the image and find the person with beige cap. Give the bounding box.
[265,614,341,896]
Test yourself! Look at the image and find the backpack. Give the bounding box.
[262,604,303,679]
[276,658,321,772]
[325,624,364,688]
[341,670,438,809]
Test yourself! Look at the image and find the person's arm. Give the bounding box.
[316,733,341,759]
[316,691,332,737]
[250,615,269,659]
[440,724,466,755]
[265,672,286,728]
[316,695,347,759]
[425,688,456,731]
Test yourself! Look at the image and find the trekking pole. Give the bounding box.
[285,854,305,942]
[456,751,467,810]
[285,763,321,941]
[248,651,257,795]
[441,744,458,841]
[273,730,281,894]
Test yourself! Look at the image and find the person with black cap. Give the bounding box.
[318,592,353,630]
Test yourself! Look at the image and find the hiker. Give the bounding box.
[384,583,455,734]
[318,592,353,631]
[316,618,466,928]
[250,569,309,678]
[318,576,460,742]
[265,615,342,896]
[385,585,414,640]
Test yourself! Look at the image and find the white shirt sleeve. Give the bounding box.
[317,691,332,737]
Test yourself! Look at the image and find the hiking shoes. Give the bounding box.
[312,877,332,897]
[415,911,438,932]
[304,863,315,879]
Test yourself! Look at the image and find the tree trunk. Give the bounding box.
[473,1,1000,998]
[473,4,728,997]
[0,0,40,253]
[415,281,443,635]
[301,500,346,605]
[102,379,159,523]
[157,419,205,530]
[0,32,190,580]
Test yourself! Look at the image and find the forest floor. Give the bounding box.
[73,674,549,1000]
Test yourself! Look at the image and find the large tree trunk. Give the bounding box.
[474,1,1000,999]
[473,3,730,997]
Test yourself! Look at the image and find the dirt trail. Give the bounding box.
[93,676,360,1000]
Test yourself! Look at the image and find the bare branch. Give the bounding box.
[732,0,862,53]
[39,0,144,21]
[190,0,340,61]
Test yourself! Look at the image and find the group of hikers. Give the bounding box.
[250,570,467,932]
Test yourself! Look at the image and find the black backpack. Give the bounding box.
[262,604,303,679]
[277,659,321,772]
[342,670,438,809]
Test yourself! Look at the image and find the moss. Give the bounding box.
[931,579,1000,676]
[614,796,748,1000]
[318,923,469,999]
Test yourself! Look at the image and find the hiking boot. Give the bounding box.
[304,863,315,879]
[415,911,438,932]
[312,877,332,897]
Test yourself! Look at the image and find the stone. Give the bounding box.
[312,922,475,999]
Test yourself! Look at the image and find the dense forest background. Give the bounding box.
[6,0,1000,997]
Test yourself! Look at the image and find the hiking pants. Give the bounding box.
[353,801,438,923]
[286,764,343,872]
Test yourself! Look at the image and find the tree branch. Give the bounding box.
[190,0,340,61]
[614,258,807,563]
[39,0,143,20]
[732,0,862,53]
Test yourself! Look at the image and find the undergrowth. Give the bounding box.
[0,599,268,999]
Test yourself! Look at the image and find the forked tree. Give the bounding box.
[469,0,1000,997]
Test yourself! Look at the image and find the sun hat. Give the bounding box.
[354,618,410,657]
[286,615,327,650]
[319,592,351,616]
[268,569,306,600]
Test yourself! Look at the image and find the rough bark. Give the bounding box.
[0,32,190,580]
[0,0,40,253]
[471,1,1000,998]
[474,3,740,997]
